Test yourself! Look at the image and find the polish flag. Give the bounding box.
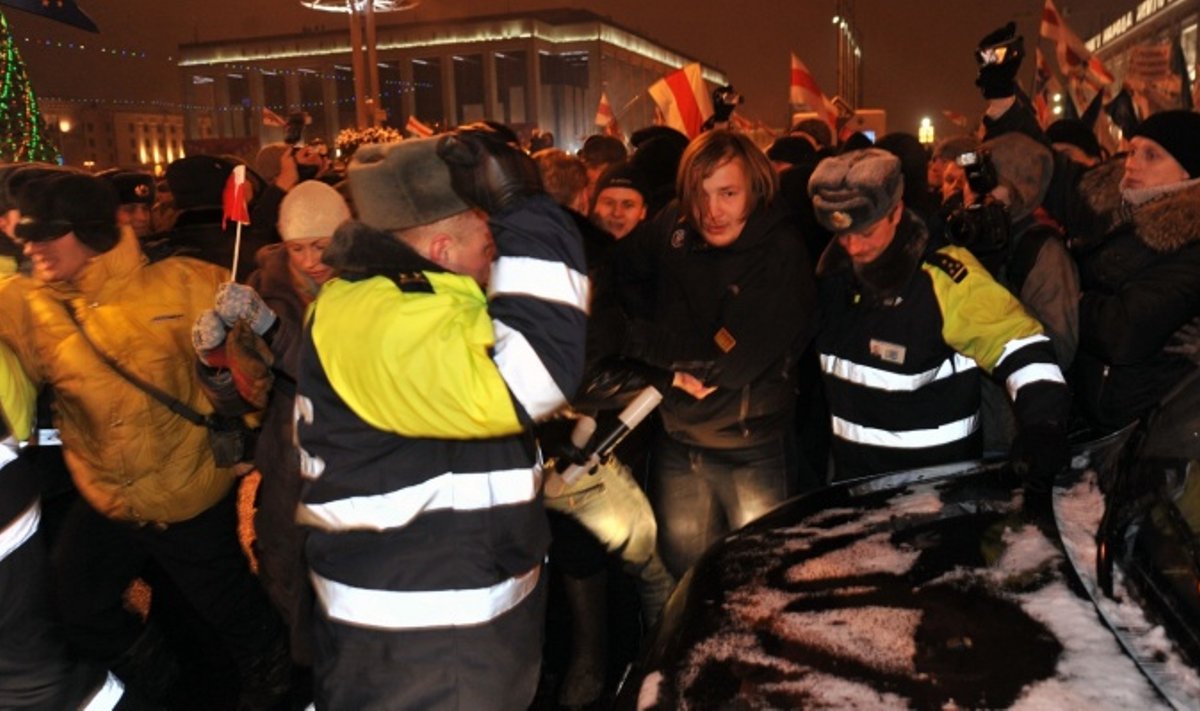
[1041,0,1114,88]
[648,63,713,139]
[405,115,434,138]
[789,53,838,134]
[594,91,616,127]
[222,165,251,230]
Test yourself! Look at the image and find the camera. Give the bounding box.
[956,149,999,202]
[284,112,309,146]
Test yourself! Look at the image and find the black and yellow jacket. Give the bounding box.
[296,196,587,677]
[816,211,1068,480]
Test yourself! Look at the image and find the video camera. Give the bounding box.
[945,148,1010,269]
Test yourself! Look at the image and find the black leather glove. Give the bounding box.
[1011,423,1068,511]
[974,22,1025,100]
[436,123,543,214]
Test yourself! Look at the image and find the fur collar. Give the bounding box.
[1080,158,1200,253]
[816,210,930,303]
[323,220,443,279]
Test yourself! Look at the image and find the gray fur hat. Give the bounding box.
[981,132,1053,222]
[808,148,904,235]
[347,138,470,232]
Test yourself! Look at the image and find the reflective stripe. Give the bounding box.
[489,256,590,314]
[80,672,125,711]
[0,500,40,563]
[312,564,541,630]
[297,468,539,532]
[994,334,1051,369]
[831,413,978,449]
[492,319,568,420]
[1005,362,1066,400]
[820,352,976,392]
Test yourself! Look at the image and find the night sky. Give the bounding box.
[8,0,1132,139]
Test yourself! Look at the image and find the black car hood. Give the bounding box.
[627,460,1187,710]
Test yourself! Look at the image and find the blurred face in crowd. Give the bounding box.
[117,203,153,238]
[591,187,646,240]
[23,231,98,283]
[286,236,334,286]
[1122,136,1189,191]
[837,202,903,268]
[697,158,751,247]
[928,156,949,189]
[941,162,967,203]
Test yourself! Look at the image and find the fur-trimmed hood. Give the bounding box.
[322,219,444,279]
[1080,158,1200,253]
[816,209,930,303]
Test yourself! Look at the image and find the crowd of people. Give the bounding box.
[2,20,1200,711]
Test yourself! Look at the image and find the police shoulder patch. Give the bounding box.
[390,271,434,293]
[924,252,968,283]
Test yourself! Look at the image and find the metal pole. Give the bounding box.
[348,0,368,129]
[365,0,382,127]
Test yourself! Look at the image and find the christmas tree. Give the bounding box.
[0,9,57,162]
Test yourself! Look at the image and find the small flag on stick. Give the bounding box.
[405,115,434,138]
[222,165,251,280]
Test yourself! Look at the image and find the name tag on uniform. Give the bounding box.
[869,339,906,365]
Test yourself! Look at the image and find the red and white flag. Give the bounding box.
[405,115,434,138]
[262,107,287,128]
[647,63,713,139]
[789,53,838,134]
[222,165,250,230]
[1041,0,1114,88]
[941,110,968,128]
[594,91,615,127]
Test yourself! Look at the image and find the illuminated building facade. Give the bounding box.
[177,9,725,153]
[1085,0,1198,116]
[40,99,188,172]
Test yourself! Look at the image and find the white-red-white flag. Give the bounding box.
[594,91,615,127]
[1041,0,1114,88]
[941,110,969,129]
[789,53,838,134]
[405,115,434,138]
[647,63,713,139]
[262,107,287,128]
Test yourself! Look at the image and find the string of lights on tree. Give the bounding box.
[0,11,56,161]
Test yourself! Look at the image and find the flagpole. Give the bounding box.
[615,93,643,121]
[230,222,243,282]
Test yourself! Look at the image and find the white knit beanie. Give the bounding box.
[278,180,351,242]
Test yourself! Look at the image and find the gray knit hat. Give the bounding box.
[347,138,470,232]
[808,148,904,235]
[981,132,1053,222]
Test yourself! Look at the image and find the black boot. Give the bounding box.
[109,623,181,704]
[559,571,608,708]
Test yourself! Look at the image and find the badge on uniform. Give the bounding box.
[869,338,906,365]
[714,327,736,353]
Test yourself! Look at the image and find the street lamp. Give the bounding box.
[918,117,935,145]
[300,1,421,128]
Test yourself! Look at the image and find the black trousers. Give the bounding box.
[51,487,284,676]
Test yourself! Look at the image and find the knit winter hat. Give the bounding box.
[98,169,155,206]
[15,172,119,252]
[347,138,469,232]
[980,132,1054,222]
[166,155,239,211]
[766,135,817,167]
[278,180,351,242]
[1130,110,1200,179]
[808,148,904,236]
[593,160,650,203]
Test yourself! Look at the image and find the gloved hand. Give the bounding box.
[436,123,543,214]
[1164,316,1200,365]
[214,283,276,335]
[192,309,228,367]
[974,22,1024,99]
[226,319,275,410]
[1011,423,1068,511]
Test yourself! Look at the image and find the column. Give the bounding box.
[525,43,542,131]
[441,54,457,127]
[212,74,233,138]
[483,51,499,120]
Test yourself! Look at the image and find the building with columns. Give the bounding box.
[176,9,726,154]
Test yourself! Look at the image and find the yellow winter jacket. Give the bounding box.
[2,230,233,524]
